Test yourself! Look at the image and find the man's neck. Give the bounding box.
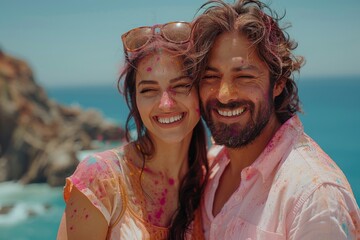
[226,114,282,176]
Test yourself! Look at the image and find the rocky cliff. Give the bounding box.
[0,49,125,186]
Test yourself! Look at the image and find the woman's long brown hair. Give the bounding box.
[118,36,208,239]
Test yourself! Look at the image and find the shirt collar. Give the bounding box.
[253,115,303,183]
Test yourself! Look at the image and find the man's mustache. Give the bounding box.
[204,99,253,110]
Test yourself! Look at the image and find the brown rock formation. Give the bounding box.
[0,49,125,186]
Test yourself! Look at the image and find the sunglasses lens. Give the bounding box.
[124,27,152,52]
[162,22,191,43]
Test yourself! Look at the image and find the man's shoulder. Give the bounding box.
[276,132,352,195]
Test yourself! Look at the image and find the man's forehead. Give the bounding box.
[231,57,245,65]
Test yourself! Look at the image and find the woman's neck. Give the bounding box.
[131,134,193,227]
[145,135,191,182]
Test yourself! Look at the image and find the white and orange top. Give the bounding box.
[64,145,204,240]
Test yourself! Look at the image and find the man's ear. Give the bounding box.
[273,77,286,98]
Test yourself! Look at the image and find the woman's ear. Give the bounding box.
[273,77,286,98]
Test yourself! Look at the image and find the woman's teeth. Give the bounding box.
[157,114,183,124]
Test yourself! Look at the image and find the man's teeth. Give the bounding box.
[157,114,183,124]
[218,108,244,117]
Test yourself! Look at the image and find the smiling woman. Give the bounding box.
[57,21,208,240]
[135,51,199,144]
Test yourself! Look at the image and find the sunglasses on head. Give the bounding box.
[121,21,191,53]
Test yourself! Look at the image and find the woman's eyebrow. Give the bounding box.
[169,75,190,84]
[137,80,157,87]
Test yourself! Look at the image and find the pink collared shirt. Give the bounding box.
[202,116,360,240]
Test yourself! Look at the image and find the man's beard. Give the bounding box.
[201,96,273,148]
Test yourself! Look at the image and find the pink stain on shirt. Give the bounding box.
[244,167,256,180]
[146,67,152,72]
[168,178,175,185]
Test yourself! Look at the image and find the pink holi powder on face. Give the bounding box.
[146,67,152,72]
[156,57,160,61]
[167,87,177,96]
[168,178,175,185]
[154,180,159,185]
[159,91,174,108]
[196,108,200,116]
[233,57,245,65]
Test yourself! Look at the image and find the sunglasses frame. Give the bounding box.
[121,21,192,53]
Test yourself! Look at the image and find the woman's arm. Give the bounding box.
[57,186,109,240]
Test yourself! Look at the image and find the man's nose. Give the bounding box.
[217,80,236,104]
[159,91,175,110]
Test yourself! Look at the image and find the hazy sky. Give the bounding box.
[1,0,359,87]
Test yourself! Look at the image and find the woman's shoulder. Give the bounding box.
[73,143,133,180]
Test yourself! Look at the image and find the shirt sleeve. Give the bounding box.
[63,152,123,226]
[288,183,360,240]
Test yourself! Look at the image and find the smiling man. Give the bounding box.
[191,0,360,239]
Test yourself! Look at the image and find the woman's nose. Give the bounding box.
[159,91,175,110]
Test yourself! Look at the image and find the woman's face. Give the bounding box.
[135,50,200,144]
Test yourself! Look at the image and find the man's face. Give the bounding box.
[199,31,277,148]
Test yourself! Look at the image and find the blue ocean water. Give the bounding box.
[0,76,359,240]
